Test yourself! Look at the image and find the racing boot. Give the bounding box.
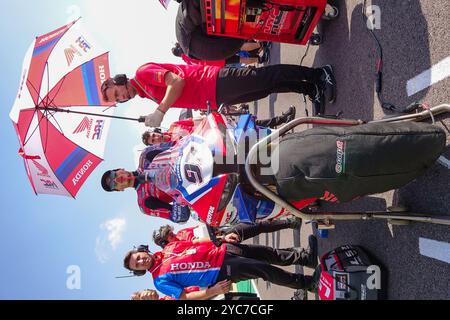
[291,289,307,300]
[320,64,337,103]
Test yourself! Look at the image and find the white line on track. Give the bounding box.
[419,237,450,264]
[407,56,450,97]
[437,156,450,170]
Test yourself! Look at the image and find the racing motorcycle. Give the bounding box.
[147,109,286,227]
[145,104,450,232]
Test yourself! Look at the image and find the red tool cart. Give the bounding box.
[202,0,338,46]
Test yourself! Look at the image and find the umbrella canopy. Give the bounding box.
[10,18,115,197]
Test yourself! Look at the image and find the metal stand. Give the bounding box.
[244,104,450,226]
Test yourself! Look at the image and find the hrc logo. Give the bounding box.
[91,120,105,140]
[75,36,91,53]
[64,45,82,66]
[31,159,50,177]
[73,117,93,138]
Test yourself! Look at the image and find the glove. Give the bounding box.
[170,204,191,223]
[144,109,165,127]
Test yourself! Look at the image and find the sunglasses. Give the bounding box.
[107,171,117,190]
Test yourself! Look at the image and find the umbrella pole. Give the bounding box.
[36,106,144,122]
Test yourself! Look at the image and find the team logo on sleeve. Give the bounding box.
[154,72,163,83]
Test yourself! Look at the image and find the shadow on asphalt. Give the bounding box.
[393,150,450,217]
[373,0,432,112]
[312,0,431,120]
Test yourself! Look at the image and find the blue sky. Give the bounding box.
[0,0,194,299]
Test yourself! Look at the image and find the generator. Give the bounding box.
[202,0,331,45]
[316,245,384,300]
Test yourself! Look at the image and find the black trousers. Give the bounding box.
[225,220,295,242]
[217,243,309,289]
[216,65,323,106]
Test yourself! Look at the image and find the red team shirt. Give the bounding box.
[175,227,197,242]
[181,53,226,68]
[149,241,227,299]
[130,62,221,110]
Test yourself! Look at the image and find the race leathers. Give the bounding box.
[136,143,190,223]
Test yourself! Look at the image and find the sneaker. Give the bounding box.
[291,289,307,300]
[285,216,302,229]
[280,106,296,124]
[309,84,325,116]
[320,65,336,103]
[305,235,318,269]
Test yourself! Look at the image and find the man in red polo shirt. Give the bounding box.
[124,236,318,300]
[101,62,335,127]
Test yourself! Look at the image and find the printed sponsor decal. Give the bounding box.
[206,206,215,224]
[64,36,91,66]
[72,160,93,186]
[223,208,238,225]
[335,273,348,291]
[40,178,59,189]
[184,163,203,184]
[31,159,50,177]
[98,65,107,84]
[263,8,287,35]
[321,191,338,203]
[16,70,27,99]
[154,71,163,83]
[38,28,66,44]
[335,140,345,174]
[170,261,211,271]
[73,117,104,140]
[342,247,364,265]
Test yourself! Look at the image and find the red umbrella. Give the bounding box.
[9,19,129,197]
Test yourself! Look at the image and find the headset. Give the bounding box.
[152,229,170,249]
[113,74,128,86]
[115,245,152,279]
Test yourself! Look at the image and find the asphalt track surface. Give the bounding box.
[248,0,450,300]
